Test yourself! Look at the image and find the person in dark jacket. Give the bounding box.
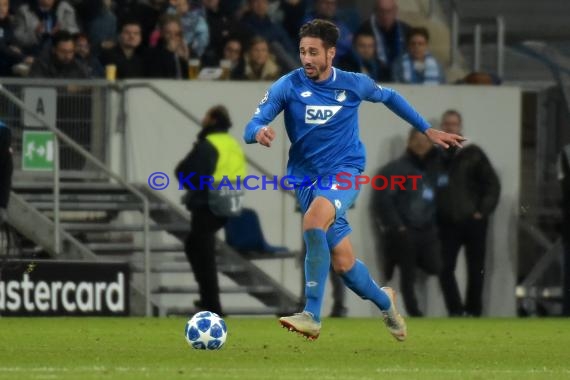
[558,144,570,316]
[175,105,247,317]
[356,0,410,82]
[0,120,12,225]
[372,128,443,316]
[338,30,390,82]
[145,15,189,79]
[98,20,145,79]
[28,30,90,78]
[437,109,500,317]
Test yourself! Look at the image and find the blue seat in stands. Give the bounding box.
[225,208,288,254]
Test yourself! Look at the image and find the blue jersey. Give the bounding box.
[243,67,431,182]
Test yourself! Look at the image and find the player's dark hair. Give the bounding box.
[407,27,430,43]
[408,128,423,140]
[120,19,143,33]
[52,31,74,47]
[299,19,339,49]
[353,30,375,45]
[208,105,232,130]
[442,109,462,124]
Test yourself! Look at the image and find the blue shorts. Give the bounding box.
[295,171,360,249]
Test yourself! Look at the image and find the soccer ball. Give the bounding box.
[185,311,228,350]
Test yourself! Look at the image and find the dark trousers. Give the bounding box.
[184,207,227,316]
[383,225,442,316]
[0,127,13,209]
[563,222,570,316]
[439,218,488,316]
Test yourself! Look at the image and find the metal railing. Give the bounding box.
[0,82,153,317]
[0,79,111,171]
[117,81,297,195]
[432,0,505,77]
[513,42,570,194]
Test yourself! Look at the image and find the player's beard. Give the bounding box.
[304,62,329,81]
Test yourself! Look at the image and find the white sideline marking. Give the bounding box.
[0,366,569,375]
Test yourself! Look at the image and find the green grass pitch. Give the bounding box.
[0,318,569,380]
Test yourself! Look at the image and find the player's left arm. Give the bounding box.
[360,76,465,149]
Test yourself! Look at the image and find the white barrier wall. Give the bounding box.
[114,80,521,317]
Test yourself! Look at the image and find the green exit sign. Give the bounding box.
[22,131,55,171]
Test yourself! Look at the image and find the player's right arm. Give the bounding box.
[243,76,289,147]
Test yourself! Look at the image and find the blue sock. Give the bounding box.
[341,259,391,311]
[303,229,330,322]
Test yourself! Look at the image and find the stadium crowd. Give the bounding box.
[0,0,449,83]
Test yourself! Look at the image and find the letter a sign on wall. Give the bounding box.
[22,87,57,128]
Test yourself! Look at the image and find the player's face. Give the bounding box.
[299,37,335,81]
[75,37,90,58]
[441,114,462,135]
[0,0,9,19]
[408,34,428,61]
[54,40,75,65]
[250,41,269,65]
[355,35,375,60]
[39,0,55,10]
[120,25,142,49]
[408,132,432,157]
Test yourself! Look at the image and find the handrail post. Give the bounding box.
[474,23,482,72]
[497,16,505,78]
[428,0,434,18]
[451,10,459,67]
[53,137,60,254]
[143,199,151,317]
[0,83,154,316]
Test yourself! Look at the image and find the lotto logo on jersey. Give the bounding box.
[305,105,342,125]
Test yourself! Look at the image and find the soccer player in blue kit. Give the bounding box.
[243,19,464,341]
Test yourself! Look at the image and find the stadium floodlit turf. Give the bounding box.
[0,318,569,380]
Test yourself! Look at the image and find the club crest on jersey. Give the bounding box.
[305,105,342,125]
[335,90,347,102]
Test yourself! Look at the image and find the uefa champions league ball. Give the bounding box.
[185,311,228,350]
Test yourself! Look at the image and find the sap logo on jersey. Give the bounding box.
[305,105,342,125]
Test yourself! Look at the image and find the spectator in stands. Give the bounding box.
[279,0,307,45]
[0,120,12,225]
[13,0,80,56]
[175,105,247,317]
[80,0,117,55]
[114,0,167,48]
[167,0,209,58]
[357,0,410,81]
[392,27,445,85]
[437,109,500,317]
[338,30,389,82]
[201,0,250,66]
[0,0,34,77]
[241,0,297,71]
[558,144,570,316]
[244,36,281,80]
[303,0,352,63]
[74,33,104,78]
[371,129,443,316]
[145,15,189,79]
[99,21,145,79]
[221,38,246,79]
[28,30,89,78]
